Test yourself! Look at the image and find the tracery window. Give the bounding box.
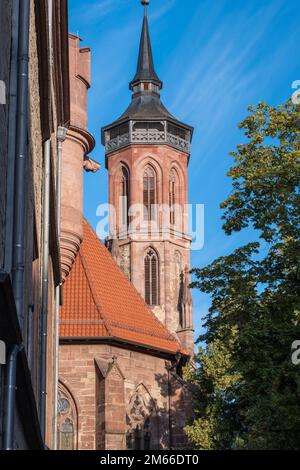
[60,418,74,450]
[57,383,77,450]
[143,166,156,221]
[169,169,177,226]
[144,248,160,306]
[126,389,157,451]
[120,165,130,228]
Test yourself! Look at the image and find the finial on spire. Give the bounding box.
[141,0,149,16]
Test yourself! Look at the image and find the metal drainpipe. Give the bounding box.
[27,304,34,371]
[40,0,54,447]
[40,139,51,444]
[168,366,173,450]
[11,0,30,330]
[2,345,20,450]
[2,0,30,452]
[53,126,68,449]
[4,0,20,274]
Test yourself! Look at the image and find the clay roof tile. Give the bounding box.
[60,219,187,356]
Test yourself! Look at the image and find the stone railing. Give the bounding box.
[106,133,130,152]
[166,133,190,152]
[105,128,190,154]
[131,130,165,143]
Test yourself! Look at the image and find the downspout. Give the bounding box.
[27,304,34,371]
[4,0,20,274]
[53,126,68,449]
[2,0,30,451]
[167,366,173,450]
[2,345,20,450]
[40,139,51,444]
[40,0,53,446]
[11,0,30,330]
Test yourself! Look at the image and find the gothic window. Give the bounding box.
[126,388,157,451]
[120,165,130,228]
[144,248,159,306]
[169,169,177,226]
[143,166,156,221]
[57,383,78,450]
[60,418,74,450]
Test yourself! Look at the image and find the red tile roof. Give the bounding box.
[60,219,186,356]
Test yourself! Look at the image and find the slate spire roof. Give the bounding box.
[129,3,162,90]
[60,219,188,357]
[101,1,193,139]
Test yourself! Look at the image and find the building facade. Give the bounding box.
[0,0,195,451]
[0,0,70,450]
[58,1,195,451]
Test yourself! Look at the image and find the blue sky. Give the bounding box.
[69,0,300,340]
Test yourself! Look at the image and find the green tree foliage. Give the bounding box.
[185,101,300,449]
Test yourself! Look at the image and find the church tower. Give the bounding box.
[102,0,194,353]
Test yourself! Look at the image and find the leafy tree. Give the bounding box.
[185,100,300,450]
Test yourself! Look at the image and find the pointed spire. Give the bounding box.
[130,0,162,91]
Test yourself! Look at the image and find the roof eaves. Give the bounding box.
[60,334,189,358]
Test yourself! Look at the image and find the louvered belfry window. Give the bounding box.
[121,166,130,227]
[143,166,156,221]
[144,249,159,306]
[169,169,176,226]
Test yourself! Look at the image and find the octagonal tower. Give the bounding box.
[101,1,194,353]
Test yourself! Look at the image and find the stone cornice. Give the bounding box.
[67,124,96,155]
[59,335,190,360]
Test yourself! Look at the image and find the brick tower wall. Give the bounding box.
[107,144,194,353]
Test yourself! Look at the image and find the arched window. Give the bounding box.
[126,387,157,450]
[144,248,159,306]
[121,165,130,228]
[169,169,177,225]
[143,166,156,221]
[57,383,78,450]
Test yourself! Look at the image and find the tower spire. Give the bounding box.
[130,0,162,91]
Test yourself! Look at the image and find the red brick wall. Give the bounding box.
[59,343,191,450]
[107,144,194,354]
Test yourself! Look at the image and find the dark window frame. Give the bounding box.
[144,248,160,306]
